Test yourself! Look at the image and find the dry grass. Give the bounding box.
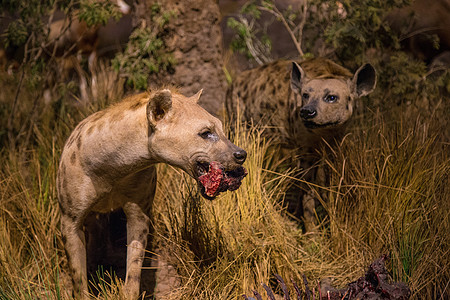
[323,111,450,298]
[0,61,449,299]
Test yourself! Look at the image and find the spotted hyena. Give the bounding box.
[226,58,376,231]
[57,88,247,299]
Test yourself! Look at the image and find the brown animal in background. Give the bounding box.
[47,0,131,68]
[57,89,247,299]
[45,0,132,102]
[387,0,450,65]
[226,58,376,231]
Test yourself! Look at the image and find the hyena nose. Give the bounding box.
[300,107,317,119]
[233,149,247,164]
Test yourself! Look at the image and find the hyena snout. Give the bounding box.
[233,148,247,165]
[300,106,317,120]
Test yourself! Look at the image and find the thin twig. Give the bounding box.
[259,1,305,57]
[399,26,442,42]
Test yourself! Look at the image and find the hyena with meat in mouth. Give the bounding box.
[226,58,376,231]
[57,88,247,299]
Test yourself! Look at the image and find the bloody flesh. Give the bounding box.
[198,161,247,198]
[199,162,224,197]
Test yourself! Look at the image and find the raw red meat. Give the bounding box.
[199,161,224,197]
[198,161,247,198]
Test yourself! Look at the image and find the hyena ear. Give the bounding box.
[147,89,173,129]
[190,89,203,103]
[290,62,305,94]
[352,63,377,97]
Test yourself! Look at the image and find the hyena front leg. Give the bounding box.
[299,160,319,232]
[61,214,89,299]
[302,160,328,232]
[302,191,317,232]
[123,202,151,299]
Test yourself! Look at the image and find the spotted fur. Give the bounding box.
[226,58,376,230]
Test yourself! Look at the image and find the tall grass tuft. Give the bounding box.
[0,132,68,299]
[323,111,449,299]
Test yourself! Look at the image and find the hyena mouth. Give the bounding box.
[302,120,340,129]
[197,161,247,200]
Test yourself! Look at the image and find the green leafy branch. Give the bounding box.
[78,0,122,27]
[112,3,176,90]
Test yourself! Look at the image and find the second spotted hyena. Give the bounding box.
[226,58,376,230]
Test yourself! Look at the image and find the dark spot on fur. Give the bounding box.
[70,210,78,223]
[277,83,282,90]
[242,81,249,91]
[137,215,147,224]
[129,101,144,111]
[264,102,273,110]
[95,120,105,132]
[110,110,124,123]
[66,135,74,148]
[70,152,77,165]
[272,88,276,96]
[77,120,87,131]
[87,125,94,135]
[106,150,120,162]
[260,82,266,91]
[91,111,106,122]
[76,136,82,149]
[83,158,93,171]
[138,231,147,242]
[346,103,349,110]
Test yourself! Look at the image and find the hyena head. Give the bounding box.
[147,89,247,199]
[290,61,376,129]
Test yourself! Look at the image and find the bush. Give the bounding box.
[112,3,176,90]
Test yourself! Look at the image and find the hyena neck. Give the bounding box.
[81,105,156,181]
[291,122,348,152]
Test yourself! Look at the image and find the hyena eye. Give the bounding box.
[302,93,309,100]
[325,95,338,103]
[199,130,217,141]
